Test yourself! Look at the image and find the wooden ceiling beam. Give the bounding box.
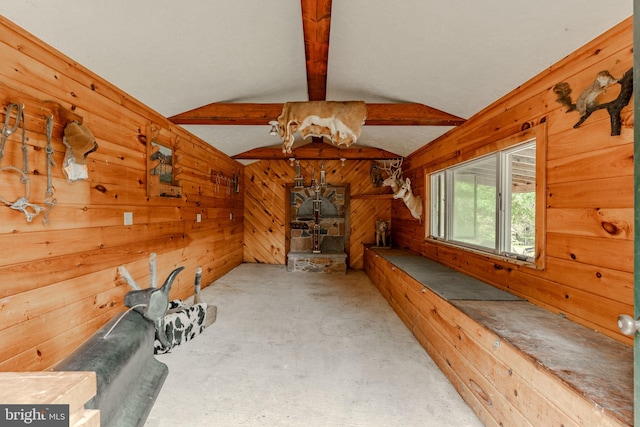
[365,103,465,126]
[232,141,401,160]
[168,0,465,164]
[169,102,465,126]
[169,103,281,125]
[168,1,467,129]
[301,0,332,101]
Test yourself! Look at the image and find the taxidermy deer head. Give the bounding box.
[393,178,423,221]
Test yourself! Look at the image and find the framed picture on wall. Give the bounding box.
[146,123,182,198]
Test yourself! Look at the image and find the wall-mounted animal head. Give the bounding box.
[382,169,402,193]
[392,177,411,199]
[393,178,423,221]
[378,158,404,194]
[370,163,384,187]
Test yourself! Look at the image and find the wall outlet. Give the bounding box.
[196,214,202,223]
[124,212,133,226]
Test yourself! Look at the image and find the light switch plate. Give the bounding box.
[124,212,133,226]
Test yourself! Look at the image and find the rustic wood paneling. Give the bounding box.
[395,17,634,344]
[0,16,243,370]
[349,199,391,269]
[243,158,392,268]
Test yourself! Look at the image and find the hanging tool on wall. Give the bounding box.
[42,114,57,224]
[0,103,46,222]
[62,120,98,181]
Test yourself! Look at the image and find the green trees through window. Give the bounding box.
[429,139,536,262]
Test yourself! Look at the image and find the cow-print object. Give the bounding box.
[154,300,208,354]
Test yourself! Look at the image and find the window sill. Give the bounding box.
[425,237,544,271]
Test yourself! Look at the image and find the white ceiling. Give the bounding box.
[1,1,632,159]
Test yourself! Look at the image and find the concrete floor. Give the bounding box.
[145,264,483,427]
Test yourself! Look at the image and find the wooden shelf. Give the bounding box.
[0,372,99,427]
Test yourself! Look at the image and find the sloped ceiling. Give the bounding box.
[1,1,632,161]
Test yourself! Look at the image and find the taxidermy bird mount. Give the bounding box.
[553,68,633,135]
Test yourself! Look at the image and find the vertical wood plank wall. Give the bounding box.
[0,17,244,371]
[394,17,634,344]
[243,159,391,269]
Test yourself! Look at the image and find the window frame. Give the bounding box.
[425,124,546,269]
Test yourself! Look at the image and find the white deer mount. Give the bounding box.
[393,177,423,221]
[379,158,403,193]
[377,158,422,221]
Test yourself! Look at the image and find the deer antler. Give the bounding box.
[377,158,404,180]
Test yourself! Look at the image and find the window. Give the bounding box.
[451,154,497,250]
[428,126,545,267]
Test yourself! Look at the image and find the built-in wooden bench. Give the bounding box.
[364,247,632,427]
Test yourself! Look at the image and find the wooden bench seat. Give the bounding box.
[364,247,632,427]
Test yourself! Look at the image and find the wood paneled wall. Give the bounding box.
[243,158,391,269]
[0,17,244,371]
[394,17,634,344]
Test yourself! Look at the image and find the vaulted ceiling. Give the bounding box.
[2,1,632,162]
